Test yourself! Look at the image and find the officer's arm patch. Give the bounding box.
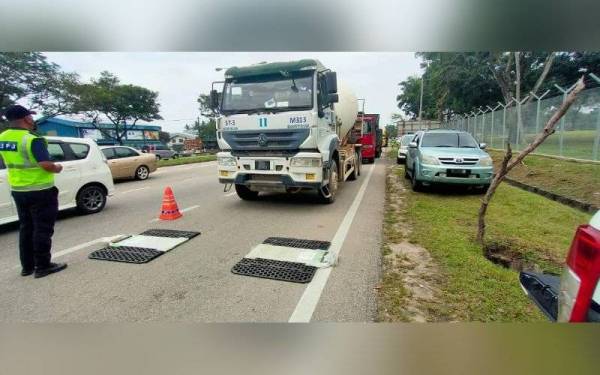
[0,141,18,151]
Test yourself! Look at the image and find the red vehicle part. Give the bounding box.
[559,224,600,322]
[359,114,379,161]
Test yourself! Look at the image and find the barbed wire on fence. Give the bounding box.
[443,74,600,161]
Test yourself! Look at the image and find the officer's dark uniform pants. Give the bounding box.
[11,187,59,270]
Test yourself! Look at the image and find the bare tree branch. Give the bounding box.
[527,52,556,104]
[476,77,586,244]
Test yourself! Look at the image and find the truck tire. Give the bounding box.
[318,160,339,204]
[348,151,360,181]
[235,184,259,200]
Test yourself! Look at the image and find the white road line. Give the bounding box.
[148,205,200,223]
[288,162,377,323]
[225,192,237,197]
[8,234,126,270]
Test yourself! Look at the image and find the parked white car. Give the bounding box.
[0,137,115,225]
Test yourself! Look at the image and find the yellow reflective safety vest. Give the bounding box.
[0,128,54,192]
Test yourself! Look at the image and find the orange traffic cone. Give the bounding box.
[159,187,183,220]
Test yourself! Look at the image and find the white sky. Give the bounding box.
[43,52,422,133]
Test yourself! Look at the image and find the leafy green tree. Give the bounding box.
[76,71,162,145]
[184,118,216,141]
[0,53,81,129]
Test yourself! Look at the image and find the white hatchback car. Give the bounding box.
[0,137,115,225]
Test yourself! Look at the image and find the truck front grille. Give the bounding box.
[222,129,310,151]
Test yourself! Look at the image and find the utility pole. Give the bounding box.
[418,76,424,122]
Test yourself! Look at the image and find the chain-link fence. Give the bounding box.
[442,75,600,161]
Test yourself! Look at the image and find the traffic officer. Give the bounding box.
[0,105,67,278]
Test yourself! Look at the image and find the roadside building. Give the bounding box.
[36,117,162,149]
[168,132,197,150]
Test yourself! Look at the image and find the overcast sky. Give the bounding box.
[44,52,422,133]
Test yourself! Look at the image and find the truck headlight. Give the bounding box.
[218,156,236,166]
[420,155,439,165]
[290,157,322,168]
[479,156,493,167]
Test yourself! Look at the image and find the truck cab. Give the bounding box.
[359,113,380,163]
[211,59,360,203]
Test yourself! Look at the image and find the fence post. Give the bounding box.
[488,105,499,148]
[531,89,550,133]
[590,73,600,161]
[554,83,577,157]
[498,100,513,150]
[513,95,530,149]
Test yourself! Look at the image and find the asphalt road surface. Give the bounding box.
[0,158,386,322]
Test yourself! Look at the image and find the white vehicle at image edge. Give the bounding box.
[0,136,115,225]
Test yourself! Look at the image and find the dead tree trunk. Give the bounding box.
[476,77,585,244]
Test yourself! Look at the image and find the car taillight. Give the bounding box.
[558,225,600,322]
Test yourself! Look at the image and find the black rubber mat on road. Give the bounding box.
[231,258,317,284]
[140,229,201,239]
[89,246,164,264]
[263,237,330,250]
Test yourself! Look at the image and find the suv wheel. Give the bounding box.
[411,165,422,192]
[76,185,107,214]
[135,165,150,180]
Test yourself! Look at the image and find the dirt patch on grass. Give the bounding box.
[378,163,450,322]
[483,239,561,274]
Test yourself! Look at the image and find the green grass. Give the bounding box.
[486,130,599,160]
[157,154,216,167]
[488,150,600,208]
[399,167,592,321]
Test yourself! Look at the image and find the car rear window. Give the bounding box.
[66,143,90,160]
[102,148,116,160]
[47,143,67,161]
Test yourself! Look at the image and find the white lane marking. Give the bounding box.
[225,192,237,197]
[288,162,377,323]
[148,205,200,223]
[9,234,126,270]
[117,187,149,195]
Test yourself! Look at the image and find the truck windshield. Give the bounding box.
[421,132,479,148]
[221,72,313,114]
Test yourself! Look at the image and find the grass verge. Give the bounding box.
[157,154,216,167]
[381,154,593,321]
[488,150,600,208]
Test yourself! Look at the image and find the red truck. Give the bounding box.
[520,210,600,322]
[359,113,380,164]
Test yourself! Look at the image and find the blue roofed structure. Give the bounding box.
[36,117,163,148]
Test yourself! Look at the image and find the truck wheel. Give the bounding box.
[235,184,259,200]
[348,151,360,181]
[318,160,338,204]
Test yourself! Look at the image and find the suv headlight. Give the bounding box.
[479,156,493,167]
[290,157,322,168]
[218,156,236,166]
[420,154,439,165]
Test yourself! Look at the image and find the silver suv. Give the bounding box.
[149,144,177,160]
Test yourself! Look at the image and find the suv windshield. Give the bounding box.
[221,71,313,114]
[421,132,479,148]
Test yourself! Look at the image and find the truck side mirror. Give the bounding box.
[328,93,339,104]
[209,89,219,109]
[325,71,337,94]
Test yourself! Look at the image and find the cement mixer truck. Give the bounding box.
[209,59,362,203]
